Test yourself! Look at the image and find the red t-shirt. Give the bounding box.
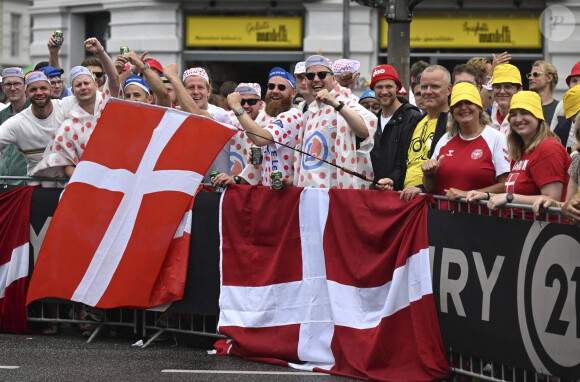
[433,127,510,195]
[504,138,571,220]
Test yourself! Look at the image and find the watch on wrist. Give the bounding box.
[506,193,514,203]
[235,107,245,117]
[334,101,345,112]
[140,63,150,72]
[233,176,241,184]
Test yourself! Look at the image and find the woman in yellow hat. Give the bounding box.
[468,91,570,218]
[421,82,510,210]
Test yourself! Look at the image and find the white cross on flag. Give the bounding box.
[26,99,236,309]
[216,187,450,381]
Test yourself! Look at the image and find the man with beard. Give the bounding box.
[227,82,264,176]
[0,68,30,185]
[292,55,377,189]
[215,67,302,186]
[369,64,421,191]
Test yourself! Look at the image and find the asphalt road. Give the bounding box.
[0,325,355,382]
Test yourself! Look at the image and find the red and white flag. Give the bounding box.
[216,187,450,381]
[0,186,35,334]
[26,99,236,309]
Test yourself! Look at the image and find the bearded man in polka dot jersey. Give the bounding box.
[292,55,377,189]
[217,67,302,187]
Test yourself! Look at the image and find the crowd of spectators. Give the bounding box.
[1,33,579,224]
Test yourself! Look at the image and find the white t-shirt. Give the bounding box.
[380,114,392,132]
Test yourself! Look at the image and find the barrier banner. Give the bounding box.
[428,209,580,379]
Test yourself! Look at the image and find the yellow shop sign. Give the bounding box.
[186,15,303,49]
[380,15,541,49]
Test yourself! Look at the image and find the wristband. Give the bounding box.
[485,192,490,200]
[233,176,241,184]
[334,101,345,112]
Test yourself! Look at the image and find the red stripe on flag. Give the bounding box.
[26,184,123,303]
[220,186,304,286]
[0,186,35,334]
[324,190,429,287]
[328,298,450,382]
[219,324,301,362]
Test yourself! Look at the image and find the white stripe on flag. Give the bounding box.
[296,189,335,368]
[0,243,29,299]
[71,110,202,306]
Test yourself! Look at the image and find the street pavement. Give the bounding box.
[0,325,355,382]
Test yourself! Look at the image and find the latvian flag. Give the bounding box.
[216,186,450,381]
[26,99,236,309]
[0,186,35,334]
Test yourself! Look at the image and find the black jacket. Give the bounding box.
[399,111,448,190]
[554,116,573,150]
[371,99,422,189]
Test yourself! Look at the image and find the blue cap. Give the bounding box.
[359,89,376,101]
[268,67,295,89]
[38,66,64,79]
[124,75,150,95]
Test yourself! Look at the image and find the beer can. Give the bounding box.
[120,46,130,56]
[54,30,63,46]
[271,171,283,190]
[210,171,221,190]
[250,147,262,165]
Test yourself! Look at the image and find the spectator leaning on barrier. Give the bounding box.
[216,68,302,187]
[227,82,264,176]
[358,89,380,114]
[527,60,559,124]
[551,61,580,151]
[397,65,452,201]
[0,67,30,185]
[467,91,570,219]
[292,55,377,189]
[490,64,522,135]
[422,82,509,206]
[371,64,422,191]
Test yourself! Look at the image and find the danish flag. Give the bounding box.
[216,187,450,381]
[26,99,236,308]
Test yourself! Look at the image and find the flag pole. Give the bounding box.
[236,127,379,186]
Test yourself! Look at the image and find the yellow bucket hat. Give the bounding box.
[563,84,580,119]
[508,91,544,121]
[449,82,483,110]
[492,64,522,86]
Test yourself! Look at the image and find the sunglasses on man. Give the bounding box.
[267,83,287,91]
[526,71,544,79]
[305,71,333,81]
[241,98,259,106]
[92,72,105,79]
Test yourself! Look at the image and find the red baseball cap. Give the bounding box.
[370,64,402,91]
[144,58,163,73]
[566,61,580,86]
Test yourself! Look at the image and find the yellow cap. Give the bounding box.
[449,82,483,110]
[492,64,522,86]
[563,84,580,119]
[508,91,544,121]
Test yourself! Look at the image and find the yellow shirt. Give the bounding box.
[404,116,437,188]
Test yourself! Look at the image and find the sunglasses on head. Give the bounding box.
[305,71,333,81]
[241,98,259,106]
[526,71,544,79]
[92,72,105,79]
[267,83,287,91]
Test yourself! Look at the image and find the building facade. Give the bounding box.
[21,0,580,98]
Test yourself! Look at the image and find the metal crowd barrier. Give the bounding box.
[429,195,573,382]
